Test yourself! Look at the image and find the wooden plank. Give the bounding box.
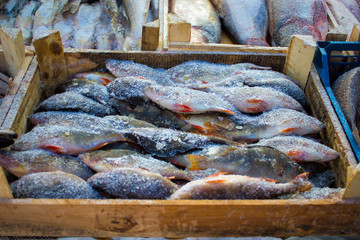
[348,24,360,42]
[32,30,68,98]
[157,0,168,51]
[0,199,359,237]
[168,42,288,54]
[168,13,191,42]
[0,28,25,79]
[142,20,160,51]
[0,167,13,198]
[343,164,360,198]
[283,35,317,89]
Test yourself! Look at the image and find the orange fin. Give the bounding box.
[260,177,277,183]
[192,124,206,131]
[246,98,265,104]
[287,150,302,156]
[166,176,176,180]
[205,171,228,179]
[218,109,234,115]
[100,77,112,85]
[292,172,309,182]
[90,142,109,151]
[186,154,205,171]
[205,179,227,184]
[280,127,297,133]
[174,103,194,113]
[43,145,63,153]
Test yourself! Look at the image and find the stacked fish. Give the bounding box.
[0,0,158,51]
[1,60,341,200]
[170,0,360,46]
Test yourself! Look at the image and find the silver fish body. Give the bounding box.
[13,1,39,45]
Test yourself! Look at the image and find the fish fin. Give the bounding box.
[280,127,297,133]
[203,122,219,131]
[204,171,228,179]
[90,142,109,151]
[43,145,63,153]
[217,109,234,115]
[292,172,309,182]
[174,103,194,113]
[191,124,206,131]
[260,177,277,183]
[186,155,205,171]
[291,172,313,192]
[205,179,227,184]
[286,150,302,162]
[100,77,112,85]
[201,81,208,84]
[166,176,176,180]
[246,98,265,104]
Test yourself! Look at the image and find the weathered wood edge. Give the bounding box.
[0,199,359,237]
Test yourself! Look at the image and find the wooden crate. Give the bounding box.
[0,31,359,238]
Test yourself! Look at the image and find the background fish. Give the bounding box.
[13,1,40,44]
[332,67,360,144]
[0,149,94,180]
[169,145,305,183]
[170,0,221,43]
[252,136,339,162]
[267,0,328,46]
[169,172,313,200]
[123,0,151,51]
[87,168,179,199]
[326,0,360,34]
[35,92,117,117]
[95,5,114,50]
[210,0,269,46]
[73,71,115,86]
[2,0,28,18]
[10,171,101,199]
[52,12,74,48]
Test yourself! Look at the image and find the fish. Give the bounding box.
[103,115,156,129]
[169,144,305,183]
[279,187,344,199]
[338,0,360,21]
[267,0,328,46]
[326,0,360,34]
[106,76,156,105]
[10,171,101,199]
[52,12,74,48]
[108,98,188,130]
[73,3,102,49]
[0,149,94,180]
[232,108,325,142]
[13,1,40,45]
[143,85,236,115]
[11,125,127,155]
[62,0,82,14]
[165,61,272,85]
[251,136,339,162]
[209,0,269,46]
[32,0,69,40]
[99,0,128,50]
[72,71,116,86]
[169,0,221,43]
[79,149,194,180]
[150,0,159,19]
[105,59,172,86]
[35,92,117,117]
[121,127,231,158]
[2,0,28,18]
[87,168,179,199]
[332,67,360,143]
[95,5,114,50]
[123,0,151,51]
[211,86,304,113]
[57,78,110,104]
[168,172,313,199]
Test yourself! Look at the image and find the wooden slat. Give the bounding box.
[0,28,25,79]
[0,199,359,237]
[157,0,168,51]
[0,167,13,198]
[33,30,68,98]
[283,35,317,89]
[142,20,160,51]
[168,13,191,42]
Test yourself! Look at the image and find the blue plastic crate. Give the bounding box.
[313,41,360,163]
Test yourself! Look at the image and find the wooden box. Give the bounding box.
[0,32,359,238]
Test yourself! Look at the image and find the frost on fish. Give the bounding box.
[57,78,110,105]
[121,127,226,158]
[11,125,127,155]
[279,187,344,199]
[10,171,101,199]
[0,149,94,180]
[73,2,102,49]
[143,85,236,115]
[234,109,325,142]
[95,5,114,50]
[87,168,179,199]
[211,86,304,113]
[168,145,305,183]
[169,172,313,200]
[107,76,157,105]
[252,136,339,162]
[170,0,221,43]
[79,149,193,181]
[35,92,117,117]
[52,12,74,48]
[103,115,156,129]
[267,0,328,46]
[73,72,115,86]
[105,60,172,86]
[108,98,188,129]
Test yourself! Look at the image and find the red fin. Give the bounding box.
[186,155,205,171]
[292,172,309,182]
[192,124,206,131]
[218,109,234,115]
[205,172,228,179]
[205,179,227,183]
[287,150,302,156]
[100,77,112,86]
[280,127,297,133]
[246,98,265,104]
[174,104,194,113]
[201,81,208,84]
[43,145,63,153]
